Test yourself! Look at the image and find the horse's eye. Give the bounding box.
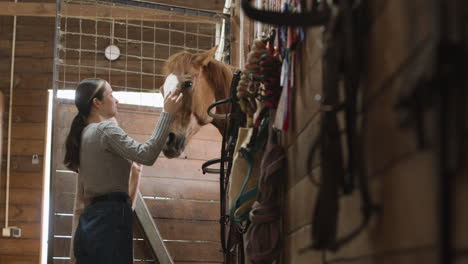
[182,81,193,89]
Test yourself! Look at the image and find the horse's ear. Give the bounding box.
[197,46,218,67]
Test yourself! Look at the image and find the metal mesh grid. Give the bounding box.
[55,0,229,95]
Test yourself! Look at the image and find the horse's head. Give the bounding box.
[160,46,232,158]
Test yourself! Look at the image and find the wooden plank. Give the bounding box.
[0,2,221,23]
[0,40,53,58]
[0,62,10,74]
[54,192,75,214]
[364,74,420,178]
[54,171,77,194]
[14,57,53,74]
[283,224,321,264]
[285,113,320,188]
[285,168,319,235]
[135,192,174,264]
[165,241,223,262]
[145,198,218,221]
[193,124,221,141]
[53,215,72,236]
[126,133,220,161]
[53,237,71,257]
[121,131,221,151]
[0,172,43,189]
[0,188,43,205]
[115,111,162,134]
[133,239,158,260]
[139,177,219,201]
[12,90,48,106]
[10,106,47,123]
[181,138,221,161]
[2,139,45,155]
[0,17,56,42]
[366,0,436,99]
[0,205,41,222]
[54,171,78,194]
[144,157,219,182]
[9,74,52,90]
[155,219,219,242]
[9,155,44,173]
[137,243,222,263]
[11,123,46,139]
[0,255,39,264]
[0,238,40,255]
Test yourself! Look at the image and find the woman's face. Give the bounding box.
[98,82,119,118]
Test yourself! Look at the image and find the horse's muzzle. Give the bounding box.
[163,132,186,158]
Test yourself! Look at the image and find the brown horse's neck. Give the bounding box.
[211,70,233,135]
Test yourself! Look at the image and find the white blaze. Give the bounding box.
[163,73,179,97]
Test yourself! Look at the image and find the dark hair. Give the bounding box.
[64,78,106,172]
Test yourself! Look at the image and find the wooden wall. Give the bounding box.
[282,0,468,263]
[0,15,52,264]
[0,9,223,264]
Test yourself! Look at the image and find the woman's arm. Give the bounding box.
[97,112,174,166]
[128,162,143,209]
[98,91,183,165]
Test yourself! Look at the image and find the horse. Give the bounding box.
[160,46,233,158]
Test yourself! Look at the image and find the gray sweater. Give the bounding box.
[79,112,174,199]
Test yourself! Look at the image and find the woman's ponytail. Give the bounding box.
[63,78,105,172]
[64,113,87,172]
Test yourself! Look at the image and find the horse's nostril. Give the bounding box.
[167,132,175,145]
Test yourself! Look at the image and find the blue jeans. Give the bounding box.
[74,199,133,264]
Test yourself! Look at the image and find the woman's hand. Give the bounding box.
[163,91,184,115]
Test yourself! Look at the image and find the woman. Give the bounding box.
[68,118,143,264]
[64,78,182,264]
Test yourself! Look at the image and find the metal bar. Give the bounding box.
[47,0,63,261]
